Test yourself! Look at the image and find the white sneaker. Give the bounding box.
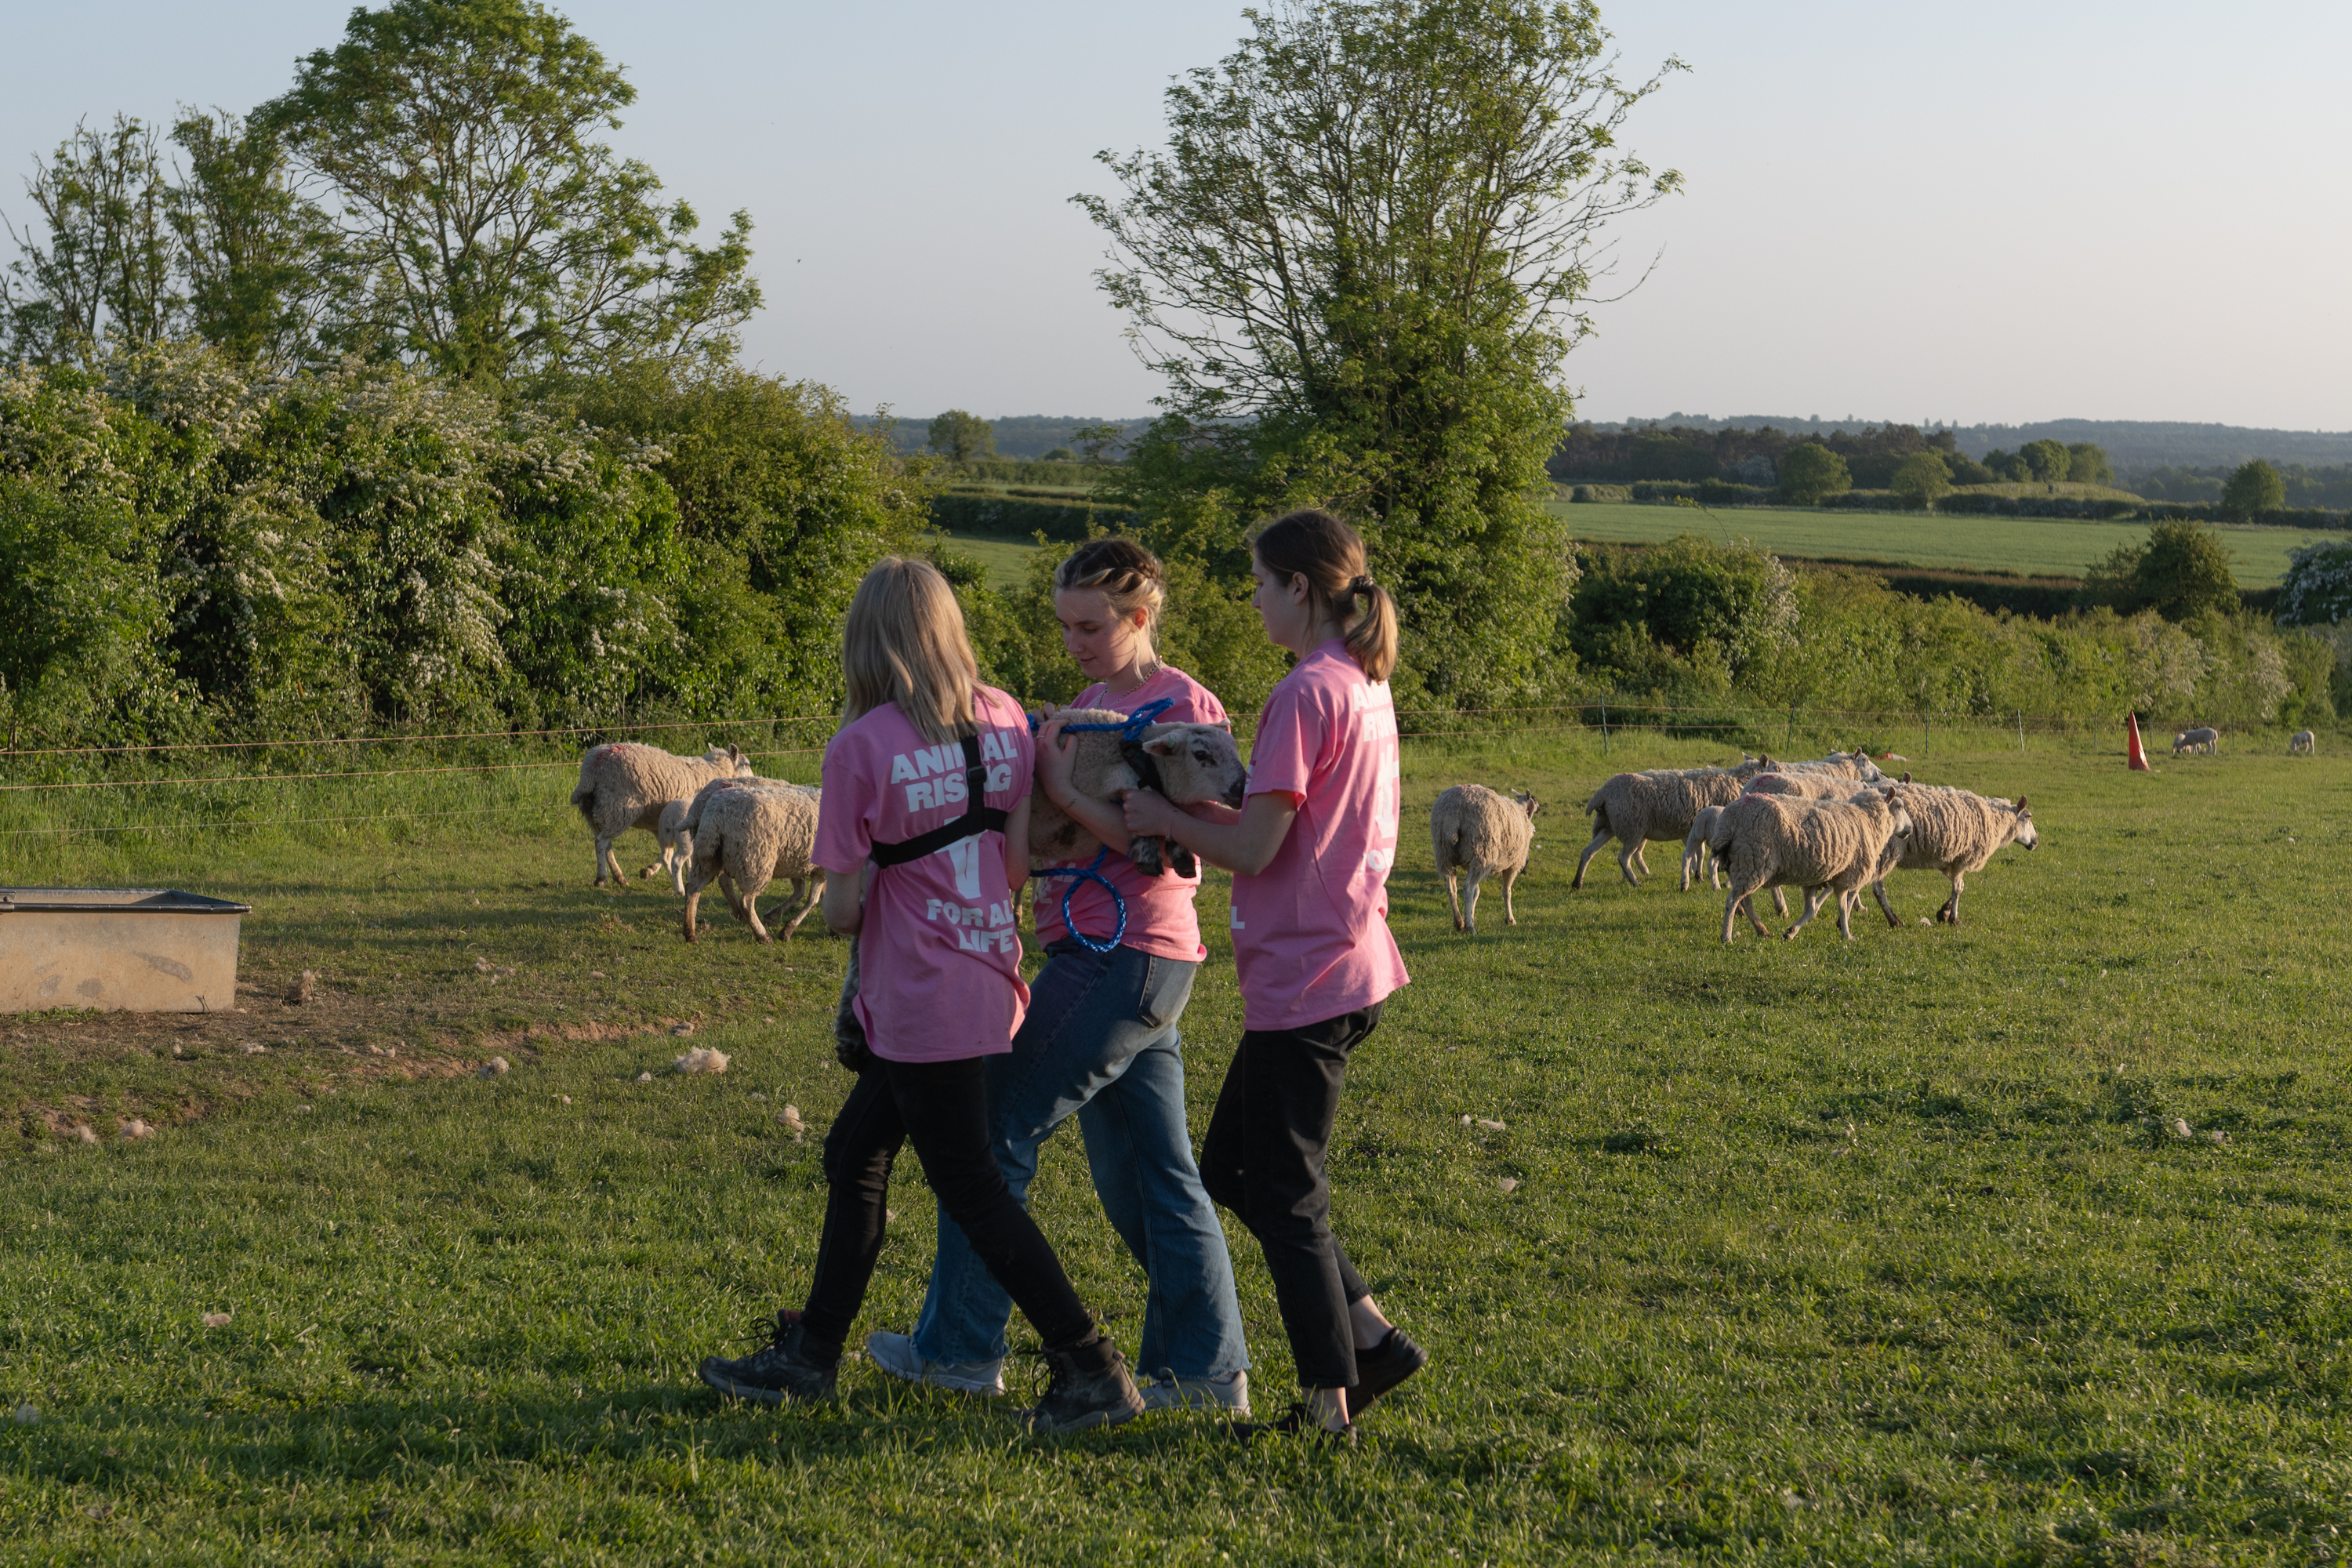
[1141,1368,1250,1415]
[864,1330,1005,1396]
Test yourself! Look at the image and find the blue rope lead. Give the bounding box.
[1022,696,1178,952]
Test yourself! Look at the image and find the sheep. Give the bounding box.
[1712,790,1912,942]
[572,742,754,886]
[1573,757,1775,890]
[2172,727,2220,757]
[1682,804,1789,915]
[1867,785,2036,927]
[1032,710,1247,877]
[648,775,771,895]
[681,782,826,944]
[2290,730,2316,756]
[1429,786,1541,935]
[1770,749,1889,783]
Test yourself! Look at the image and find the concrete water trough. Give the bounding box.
[1,887,252,1013]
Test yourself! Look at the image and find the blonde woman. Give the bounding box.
[869,539,1253,1414]
[697,557,1144,1433]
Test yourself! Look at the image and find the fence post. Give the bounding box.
[1786,704,1795,753]
[1600,700,1610,756]
[1923,710,1930,756]
[2017,711,2026,751]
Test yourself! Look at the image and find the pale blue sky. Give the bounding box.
[5,2,2347,430]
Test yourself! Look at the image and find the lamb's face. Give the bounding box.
[1512,789,1542,821]
[2009,797,2037,850]
[704,743,755,777]
[1141,724,1248,808]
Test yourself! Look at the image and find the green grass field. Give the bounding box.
[1545,502,2337,587]
[4,734,2350,1563]
[937,532,1044,592]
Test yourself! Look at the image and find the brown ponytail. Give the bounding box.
[1251,510,1399,682]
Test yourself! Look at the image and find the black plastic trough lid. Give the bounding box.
[0,887,252,914]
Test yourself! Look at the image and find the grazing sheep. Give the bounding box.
[1713,791,1912,942]
[1741,770,1875,802]
[1573,757,1775,890]
[681,782,826,944]
[572,742,754,886]
[2290,730,2316,756]
[1032,709,1247,877]
[1867,785,2036,927]
[2172,727,2220,757]
[1430,785,1541,934]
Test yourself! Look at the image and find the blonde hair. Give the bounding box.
[1054,537,1167,655]
[841,557,978,745]
[1252,510,1399,681]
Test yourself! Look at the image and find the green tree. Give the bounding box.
[2085,521,2241,622]
[258,0,759,389]
[1,116,180,364]
[1077,0,1683,702]
[165,111,333,369]
[1777,442,1850,504]
[927,408,995,463]
[2221,459,2286,520]
[2065,441,2113,487]
[1945,452,1994,485]
[0,476,172,746]
[1889,452,1952,509]
[2019,439,2071,483]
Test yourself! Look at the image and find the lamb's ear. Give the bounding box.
[1139,735,1179,755]
[2013,796,2027,812]
[1900,771,1911,783]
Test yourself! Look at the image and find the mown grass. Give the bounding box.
[3,734,2350,1563]
[932,531,1045,593]
[1544,501,2337,587]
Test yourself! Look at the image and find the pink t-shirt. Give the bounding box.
[814,688,1033,1062]
[1033,665,1229,962]
[1229,641,1410,1031]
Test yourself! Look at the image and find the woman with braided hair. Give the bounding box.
[1122,509,1424,1443]
[866,538,1254,1414]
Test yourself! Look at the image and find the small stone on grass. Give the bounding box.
[1499,1178,1519,1194]
[636,1071,654,1083]
[202,1312,231,1328]
[11,1403,35,1425]
[480,1056,510,1078]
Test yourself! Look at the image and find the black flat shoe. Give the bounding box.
[1229,1402,1356,1447]
[1348,1328,1428,1417]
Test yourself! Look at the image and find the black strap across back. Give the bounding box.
[866,731,1009,868]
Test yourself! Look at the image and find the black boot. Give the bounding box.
[1022,1333,1145,1435]
[699,1314,840,1405]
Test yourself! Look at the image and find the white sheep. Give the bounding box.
[1032,710,1247,877]
[681,782,826,944]
[1770,749,1888,783]
[2290,730,2315,756]
[1430,785,1541,935]
[1573,757,1775,890]
[648,775,778,895]
[1867,784,2036,927]
[572,742,754,886]
[1712,790,1912,942]
[1682,804,1789,915]
[2172,727,2220,756]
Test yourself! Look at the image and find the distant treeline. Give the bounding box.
[1576,415,2352,474]
[2134,463,2352,510]
[853,415,1155,460]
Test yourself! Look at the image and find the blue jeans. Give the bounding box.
[912,940,1250,1381]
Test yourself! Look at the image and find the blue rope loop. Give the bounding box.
[1022,696,1178,952]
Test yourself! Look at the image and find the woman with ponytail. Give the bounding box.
[1120,509,1424,1443]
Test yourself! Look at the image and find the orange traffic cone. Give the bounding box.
[2125,713,2151,771]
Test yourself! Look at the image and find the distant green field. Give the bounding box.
[935,531,1044,591]
[1544,501,2335,587]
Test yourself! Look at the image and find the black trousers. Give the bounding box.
[1198,1003,1381,1390]
[801,1054,1095,1355]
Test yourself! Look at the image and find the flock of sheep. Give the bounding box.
[569,723,2045,951]
[568,715,1248,945]
[1430,750,2038,943]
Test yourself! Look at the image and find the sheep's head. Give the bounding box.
[705,743,755,777]
[1512,789,1541,821]
[1138,724,1248,808]
[2009,797,2037,850]
[1848,751,1888,783]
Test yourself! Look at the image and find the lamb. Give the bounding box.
[1031,709,1247,877]
[1573,757,1775,890]
[681,782,826,944]
[2172,727,2220,756]
[1867,784,2035,927]
[2290,730,2315,756]
[572,742,754,886]
[1429,786,1541,935]
[1711,790,1912,942]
